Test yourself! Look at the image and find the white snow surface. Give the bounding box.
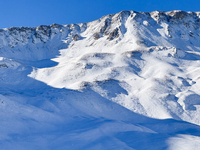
[1,10,200,149]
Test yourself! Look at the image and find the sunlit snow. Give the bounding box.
[0,10,200,149]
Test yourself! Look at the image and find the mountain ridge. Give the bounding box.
[1,10,200,61]
[1,10,200,149]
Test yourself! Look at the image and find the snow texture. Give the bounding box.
[0,10,200,149]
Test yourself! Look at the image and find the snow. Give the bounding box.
[168,135,200,150]
[0,10,200,149]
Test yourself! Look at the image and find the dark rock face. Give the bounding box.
[93,32,100,40]
[50,23,62,28]
[169,11,188,20]
[107,28,119,41]
[36,25,51,37]
[0,64,8,68]
[73,34,80,41]
[100,18,112,35]
[8,27,33,32]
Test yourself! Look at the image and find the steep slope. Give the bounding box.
[28,10,200,125]
[1,10,200,149]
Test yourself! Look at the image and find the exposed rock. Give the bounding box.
[0,64,8,68]
[100,18,111,35]
[36,25,50,30]
[107,28,119,41]
[117,11,131,21]
[189,31,194,37]
[36,25,51,37]
[150,11,170,22]
[93,32,100,40]
[168,10,188,20]
[50,23,62,28]
[8,27,20,32]
[8,27,33,32]
[73,34,80,41]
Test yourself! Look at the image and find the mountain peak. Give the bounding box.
[1,10,200,149]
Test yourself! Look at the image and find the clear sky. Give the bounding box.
[0,0,199,29]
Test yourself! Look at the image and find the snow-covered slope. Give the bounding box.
[1,10,200,149]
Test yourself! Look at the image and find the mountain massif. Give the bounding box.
[1,10,200,149]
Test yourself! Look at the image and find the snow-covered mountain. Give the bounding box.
[1,10,200,149]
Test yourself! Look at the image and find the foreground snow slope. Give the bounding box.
[1,10,200,149]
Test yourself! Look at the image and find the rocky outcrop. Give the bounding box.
[107,28,119,40]
[73,34,80,41]
[93,32,100,40]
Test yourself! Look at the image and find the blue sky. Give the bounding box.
[0,0,199,28]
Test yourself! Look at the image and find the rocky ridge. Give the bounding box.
[1,10,200,60]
